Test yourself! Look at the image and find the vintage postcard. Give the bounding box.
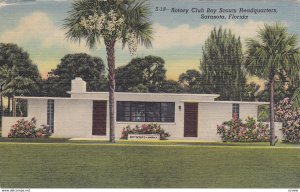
[0,0,299,191]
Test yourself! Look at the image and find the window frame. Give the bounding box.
[232,103,240,119]
[47,99,55,133]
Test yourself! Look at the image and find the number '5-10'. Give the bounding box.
[155,7,167,11]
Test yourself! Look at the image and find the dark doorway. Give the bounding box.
[184,103,198,137]
[92,101,107,136]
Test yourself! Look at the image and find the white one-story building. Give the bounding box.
[2,77,282,141]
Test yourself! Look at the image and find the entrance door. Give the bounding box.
[184,103,198,137]
[92,101,107,135]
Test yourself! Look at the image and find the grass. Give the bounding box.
[0,142,300,188]
[0,137,299,147]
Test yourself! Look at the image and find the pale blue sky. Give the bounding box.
[0,0,299,80]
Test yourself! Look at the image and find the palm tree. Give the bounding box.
[64,0,153,143]
[244,23,300,146]
[0,66,18,112]
[0,66,39,115]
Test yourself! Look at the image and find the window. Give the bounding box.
[117,102,175,122]
[232,103,240,119]
[47,100,54,133]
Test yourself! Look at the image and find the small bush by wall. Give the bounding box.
[217,117,270,142]
[121,124,170,140]
[8,118,52,138]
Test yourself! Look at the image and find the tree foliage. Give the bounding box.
[116,56,166,92]
[242,82,260,101]
[161,80,184,93]
[127,84,149,93]
[179,69,207,93]
[64,0,153,50]
[257,81,294,102]
[200,27,246,100]
[0,43,41,96]
[64,0,153,143]
[275,98,300,143]
[244,23,300,146]
[42,53,107,97]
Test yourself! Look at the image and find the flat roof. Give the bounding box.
[198,100,269,105]
[67,91,220,98]
[15,96,81,100]
[15,96,269,105]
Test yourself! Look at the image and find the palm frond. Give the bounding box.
[292,87,300,109]
[244,22,300,83]
[63,0,104,49]
[64,0,153,50]
[122,0,153,48]
[3,77,38,95]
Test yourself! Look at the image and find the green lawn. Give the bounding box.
[0,142,300,188]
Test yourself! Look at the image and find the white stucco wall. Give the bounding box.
[197,102,261,141]
[239,104,258,119]
[2,99,47,137]
[28,99,48,124]
[2,97,275,141]
[1,77,282,141]
[198,103,231,141]
[53,99,93,138]
[2,117,25,137]
[1,78,274,141]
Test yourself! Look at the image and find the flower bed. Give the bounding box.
[217,117,270,142]
[121,124,170,140]
[275,98,300,143]
[8,118,52,138]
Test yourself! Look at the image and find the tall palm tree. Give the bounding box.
[244,23,300,146]
[64,0,153,143]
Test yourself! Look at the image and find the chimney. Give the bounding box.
[71,77,86,93]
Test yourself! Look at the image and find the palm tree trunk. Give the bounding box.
[7,96,11,114]
[105,39,116,143]
[269,78,276,146]
[12,95,16,117]
[0,92,2,117]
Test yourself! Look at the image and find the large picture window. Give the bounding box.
[117,102,175,122]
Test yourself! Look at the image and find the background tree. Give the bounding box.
[0,66,38,115]
[288,78,300,109]
[0,43,41,93]
[64,0,153,143]
[242,82,261,101]
[0,43,41,116]
[0,66,18,111]
[257,81,293,102]
[127,84,149,93]
[179,69,207,93]
[200,27,246,100]
[244,23,300,146]
[116,56,166,92]
[42,53,107,97]
[160,80,184,93]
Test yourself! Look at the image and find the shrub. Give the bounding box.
[258,105,269,122]
[8,118,52,138]
[217,117,270,142]
[121,124,170,140]
[35,124,52,138]
[275,98,300,143]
